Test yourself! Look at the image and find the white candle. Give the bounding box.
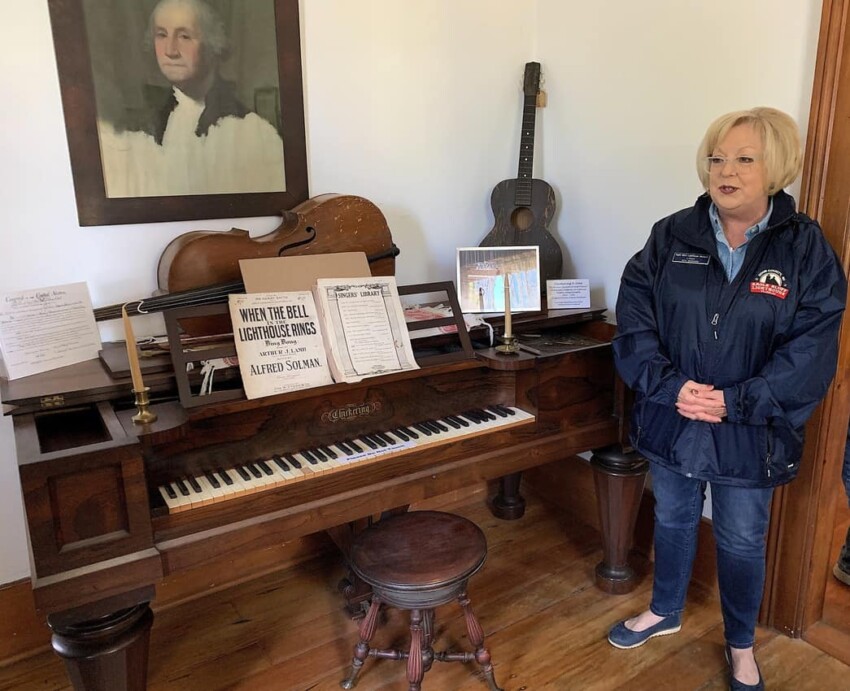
[122,305,145,392]
[504,275,512,338]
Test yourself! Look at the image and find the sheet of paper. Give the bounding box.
[0,283,102,380]
[546,279,591,309]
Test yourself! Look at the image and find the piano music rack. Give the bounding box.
[163,281,474,409]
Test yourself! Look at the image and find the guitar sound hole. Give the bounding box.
[511,207,535,231]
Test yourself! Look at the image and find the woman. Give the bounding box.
[608,107,846,691]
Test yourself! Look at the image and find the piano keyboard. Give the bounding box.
[157,405,534,513]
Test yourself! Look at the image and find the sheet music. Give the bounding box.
[0,283,101,380]
[229,291,333,399]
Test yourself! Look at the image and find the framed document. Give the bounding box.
[456,246,541,314]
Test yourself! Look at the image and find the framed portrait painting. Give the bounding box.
[47,0,308,226]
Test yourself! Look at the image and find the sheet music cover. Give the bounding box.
[314,277,419,383]
[228,291,333,399]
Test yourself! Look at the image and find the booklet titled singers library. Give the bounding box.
[314,276,419,384]
[229,277,419,399]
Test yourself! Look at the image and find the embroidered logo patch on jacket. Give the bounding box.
[750,269,789,299]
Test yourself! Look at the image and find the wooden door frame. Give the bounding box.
[762,0,850,659]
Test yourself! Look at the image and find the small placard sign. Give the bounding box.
[546,279,590,309]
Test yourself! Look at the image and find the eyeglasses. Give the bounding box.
[702,155,761,173]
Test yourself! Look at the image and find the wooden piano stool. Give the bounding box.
[340,511,501,691]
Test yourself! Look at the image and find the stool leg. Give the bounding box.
[458,591,502,691]
[340,596,382,689]
[407,609,425,691]
[422,609,435,674]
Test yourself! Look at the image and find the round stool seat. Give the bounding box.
[350,511,487,608]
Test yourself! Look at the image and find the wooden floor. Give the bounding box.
[2,492,849,691]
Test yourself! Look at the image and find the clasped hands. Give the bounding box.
[676,380,726,423]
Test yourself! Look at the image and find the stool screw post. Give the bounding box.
[407,609,425,690]
[458,591,503,691]
[340,597,381,689]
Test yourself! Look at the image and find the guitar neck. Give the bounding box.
[515,93,537,207]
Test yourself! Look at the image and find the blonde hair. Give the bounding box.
[695,107,802,195]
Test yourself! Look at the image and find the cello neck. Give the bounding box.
[95,244,400,322]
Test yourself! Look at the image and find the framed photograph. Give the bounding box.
[456,246,541,314]
[47,0,308,226]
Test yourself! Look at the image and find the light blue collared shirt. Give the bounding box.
[709,199,774,281]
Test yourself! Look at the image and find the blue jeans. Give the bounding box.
[648,462,774,649]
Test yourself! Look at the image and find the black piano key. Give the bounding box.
[321,445,338,459]
[336,440,353,455]
[368,434,387,448]
[284,453,303,469]
[187,476,202,493]
[257,459,274,475]
[246,463,263,479]
[400,426,419,439]
[204,470,221,488]
[236,465,252,481]
[413,422,433,436]
[443,417,461,429]
[494,404,516,416]
[463,411,484,424]
[361,435,378,450]
[272,454,290,472]
[376,432,396,445]
[301,449,319,465]
[216,467,234,485]
[488,405,509,417]
[164,484,177,499]
[431,419,449,432]
[449,414,469,427]
[175,478,190,496]
[312,447,328,461]
[348,439,365,452]
[422,420,441,434]
[393,428,409,441]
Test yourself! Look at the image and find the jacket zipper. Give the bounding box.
[711,313,719,339]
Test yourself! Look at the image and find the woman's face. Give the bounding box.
[708,123,769,222]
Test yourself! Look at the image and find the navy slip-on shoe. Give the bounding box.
[607,613,682,649]
[724,645,765,691]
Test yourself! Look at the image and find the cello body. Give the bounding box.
[157,193,397,294]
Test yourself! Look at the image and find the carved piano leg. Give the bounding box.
[49,604,153,691]
[590,445,649,594]
[490,471,525,520]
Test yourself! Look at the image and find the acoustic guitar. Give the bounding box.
[479,62,562,287]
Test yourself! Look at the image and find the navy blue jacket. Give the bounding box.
[614,191,846,487]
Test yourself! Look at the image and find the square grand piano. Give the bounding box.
[2,290,647,691]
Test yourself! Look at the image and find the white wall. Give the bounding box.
[0,0,822,585]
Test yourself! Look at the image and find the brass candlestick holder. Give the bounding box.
[495,333,520,355]
[132,387,158,425]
